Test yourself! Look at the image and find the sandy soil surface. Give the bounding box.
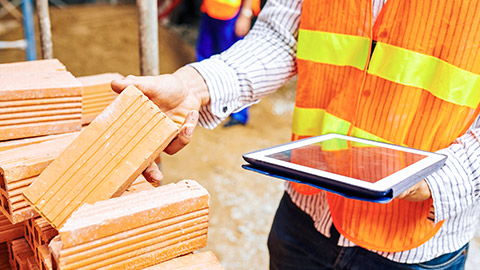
[1,4,478,270]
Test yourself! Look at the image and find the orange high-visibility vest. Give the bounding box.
[292,0,480,252]
[202,0,261,20]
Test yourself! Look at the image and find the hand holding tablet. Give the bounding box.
[242,134,447,203]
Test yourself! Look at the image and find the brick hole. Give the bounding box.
[34,230,39,246]
[0,174,5,191]
[51,254,57,270]
[1,194,9,214]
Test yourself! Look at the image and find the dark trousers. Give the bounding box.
[268,192,469,270]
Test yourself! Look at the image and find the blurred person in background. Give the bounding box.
[196,0,261,127]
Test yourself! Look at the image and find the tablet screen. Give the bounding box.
[266,138,427,184]
[243,133,447,195]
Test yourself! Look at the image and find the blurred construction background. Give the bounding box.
[0,2,479,270]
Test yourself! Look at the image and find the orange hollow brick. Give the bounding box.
[23,85,179,229]
[37,245,52,270]
[50,180,209,270]
[77,73,123,125]
[0,132,80,152]
[8,238,34,270]
[0,59,65,74]
[0,212,24,243]
[24,220,34,252]
[142,251,223,270]
[27,256,40,270]
[0,68,82,141]
[24,217,58,265]
[0,242,10,270]
[0,133,79,224]
[32,217,57,248]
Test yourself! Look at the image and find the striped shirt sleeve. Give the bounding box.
[425,127,480,223]
[189,0,302,129]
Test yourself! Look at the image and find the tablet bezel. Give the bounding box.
[242,133,447,194]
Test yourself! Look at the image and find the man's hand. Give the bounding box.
[396,179,432,201]
[111,66,209,184]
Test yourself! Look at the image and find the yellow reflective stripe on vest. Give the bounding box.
[297,29,370,70]
[214,0,240,6]
[292,107,350,136]
[368,42,480,109]
[292,106,392,144]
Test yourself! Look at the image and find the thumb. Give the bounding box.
[111,76,137,94]
[143,162,163,187]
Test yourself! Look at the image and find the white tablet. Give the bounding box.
[242,133,447,202]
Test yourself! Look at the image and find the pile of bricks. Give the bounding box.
[0,59,223,270]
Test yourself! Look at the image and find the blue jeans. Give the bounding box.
[268,192,469,270]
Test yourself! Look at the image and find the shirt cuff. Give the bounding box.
[189,57,244,129]
[424,146,474,223]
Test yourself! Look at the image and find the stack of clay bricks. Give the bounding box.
[0,59,82,141]
[0,59,82,270]
[0,59,222,269]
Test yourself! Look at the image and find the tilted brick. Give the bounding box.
[23,85,179,229]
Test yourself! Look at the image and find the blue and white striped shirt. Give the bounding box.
[190,0,480,263]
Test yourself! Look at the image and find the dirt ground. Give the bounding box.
[1,4,479,270]
[0,4,295,269]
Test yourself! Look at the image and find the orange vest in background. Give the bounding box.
[202,0,261,20]
[292,0,480,252]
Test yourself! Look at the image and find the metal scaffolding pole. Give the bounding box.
[21,0,36,60]
[137,0,159,76]
[36,0,53,59]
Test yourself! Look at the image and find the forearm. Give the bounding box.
[173,66,210,107]
[190,0,302,128]
[241,0,253,9]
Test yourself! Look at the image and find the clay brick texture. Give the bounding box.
[24,217,58,269]
[49,180,209,270]
[7,238,35,270]
[0,133,79,224]
[143,251,223,270]
[0,242,10,270]
[123,175,154,195]
[23,85,179,229]
[0,212,23,243]
[77,73,123,125]
[0,132,80,152]
[0,60,65,74]
[0,59,82,141]
[37,245,52,270]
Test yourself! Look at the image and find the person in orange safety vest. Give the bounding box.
[112,0,480,269]
[197,0,261,127]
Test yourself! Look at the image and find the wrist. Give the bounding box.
[173,66,210,107]
[240,7,253,18]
